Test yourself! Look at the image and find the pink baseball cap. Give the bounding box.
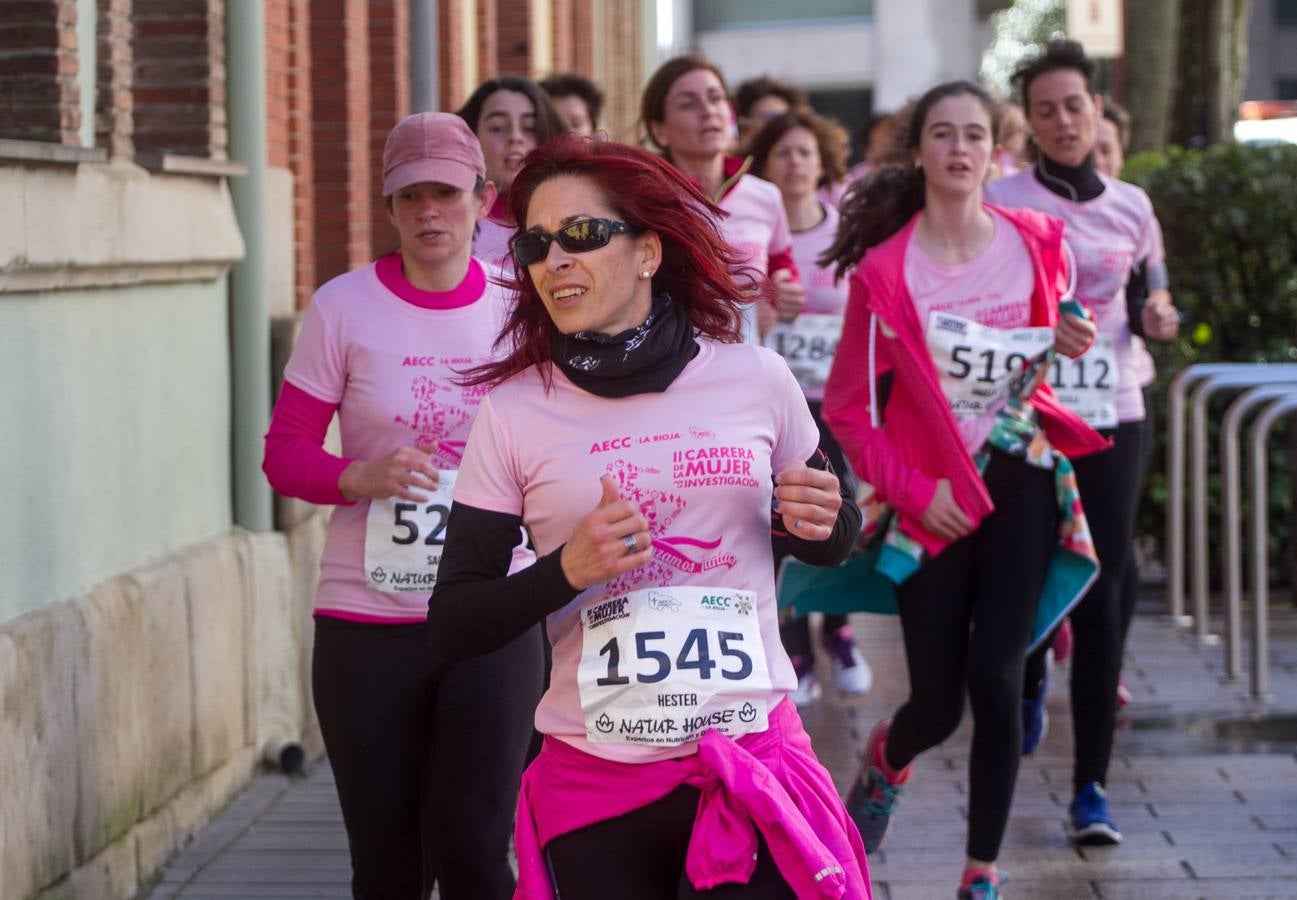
[382,112,485,196]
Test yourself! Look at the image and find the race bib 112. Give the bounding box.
[1048,335,1118,429]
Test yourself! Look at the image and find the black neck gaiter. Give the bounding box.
[551,293,699,398]
[1034,152,1105,203]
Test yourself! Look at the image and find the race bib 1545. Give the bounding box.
[576,585,772,746]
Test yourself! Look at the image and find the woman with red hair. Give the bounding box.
[429,134,870,899]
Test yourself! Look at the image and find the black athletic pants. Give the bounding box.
[883,449,1057,863]
[779,401,851,658]
[313,616,544,900]
[1023,415,1151,793]
[544,785,795,899]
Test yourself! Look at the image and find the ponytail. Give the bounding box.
[819,164,925,282]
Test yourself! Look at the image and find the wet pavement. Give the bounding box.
[142,598,1297,899]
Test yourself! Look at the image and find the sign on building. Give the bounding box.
[1066,0,1123,58]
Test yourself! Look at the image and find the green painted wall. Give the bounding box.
[0,280,233,623]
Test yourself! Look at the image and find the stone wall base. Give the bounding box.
[1,514,328,900]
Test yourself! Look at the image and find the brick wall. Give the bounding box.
[310,0,372,285]
[551,0,574,74]
[497,0,531,76]
[133,0,226,159]
[438,0,469,111]
[288,0,315,306]
[265,0,290,169]
[572,0,594,79]
[368,0,409,252]
[0,0,80,144]
[595,0,643,143]
[476,0,499,83]
[96,0,133,160]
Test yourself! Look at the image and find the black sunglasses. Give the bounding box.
[512,217,636,267]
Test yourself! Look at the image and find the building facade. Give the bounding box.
[0,3,651,898]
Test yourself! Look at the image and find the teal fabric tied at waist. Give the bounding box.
[778,352,1101,653]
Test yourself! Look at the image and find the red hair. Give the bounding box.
[465,134,771,388]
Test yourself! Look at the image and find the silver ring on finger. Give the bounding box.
[623,533,638,555]
[793,519,803,530]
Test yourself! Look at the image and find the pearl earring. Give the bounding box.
[641,270,652,280]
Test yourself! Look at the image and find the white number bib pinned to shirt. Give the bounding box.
[1048,336,1118,429]
[363,470,456,593]
[577,585,772,747]
[926,312,1055,420]
[762,314,843,392]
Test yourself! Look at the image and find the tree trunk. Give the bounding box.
[1124,0,1182,152]
[1205,0,1253,143]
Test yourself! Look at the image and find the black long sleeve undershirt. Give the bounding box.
[428,451,861,665]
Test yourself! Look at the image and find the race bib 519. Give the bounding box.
[926,312,1054,419]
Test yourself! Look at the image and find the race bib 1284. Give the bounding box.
[762,313,843,392]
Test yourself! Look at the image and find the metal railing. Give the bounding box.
[1245,392,1297,699]
[1221,385,1297,682]
[1166,364,1297,627]
[1167,363,1297,700]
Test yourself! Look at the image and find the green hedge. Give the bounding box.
[1121,142,1297,574]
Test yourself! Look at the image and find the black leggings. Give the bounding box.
[545,785,795,899]
[779,401,852,658]
[1024,416,1151,792]
[313,617,544,900]
[884,450,1057,863]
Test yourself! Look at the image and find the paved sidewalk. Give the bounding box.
[143,602,1297,899]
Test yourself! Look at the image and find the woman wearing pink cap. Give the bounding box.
[640,56,804,344]
[456,76,567,269]
[262,111,542,899]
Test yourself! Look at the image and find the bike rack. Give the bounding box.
[1246,392,1297,699]
[1186,366,1297,641]
[1220,384,1297,679]
[1166,364,1250,623]
[1166,363,1297,627]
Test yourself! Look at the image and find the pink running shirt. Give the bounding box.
[453,340,820,763]
[718,174,795,343]
[786,202,850,402]
[904,209,1036,453]
[283,256,531,621]
[986,169,1165,422]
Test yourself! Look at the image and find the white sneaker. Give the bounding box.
[825,628,873,695]
[790,671,822,707]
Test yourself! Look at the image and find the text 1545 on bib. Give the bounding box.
[577,585,772,746]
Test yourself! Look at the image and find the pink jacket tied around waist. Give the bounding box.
[513,699,871,899]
